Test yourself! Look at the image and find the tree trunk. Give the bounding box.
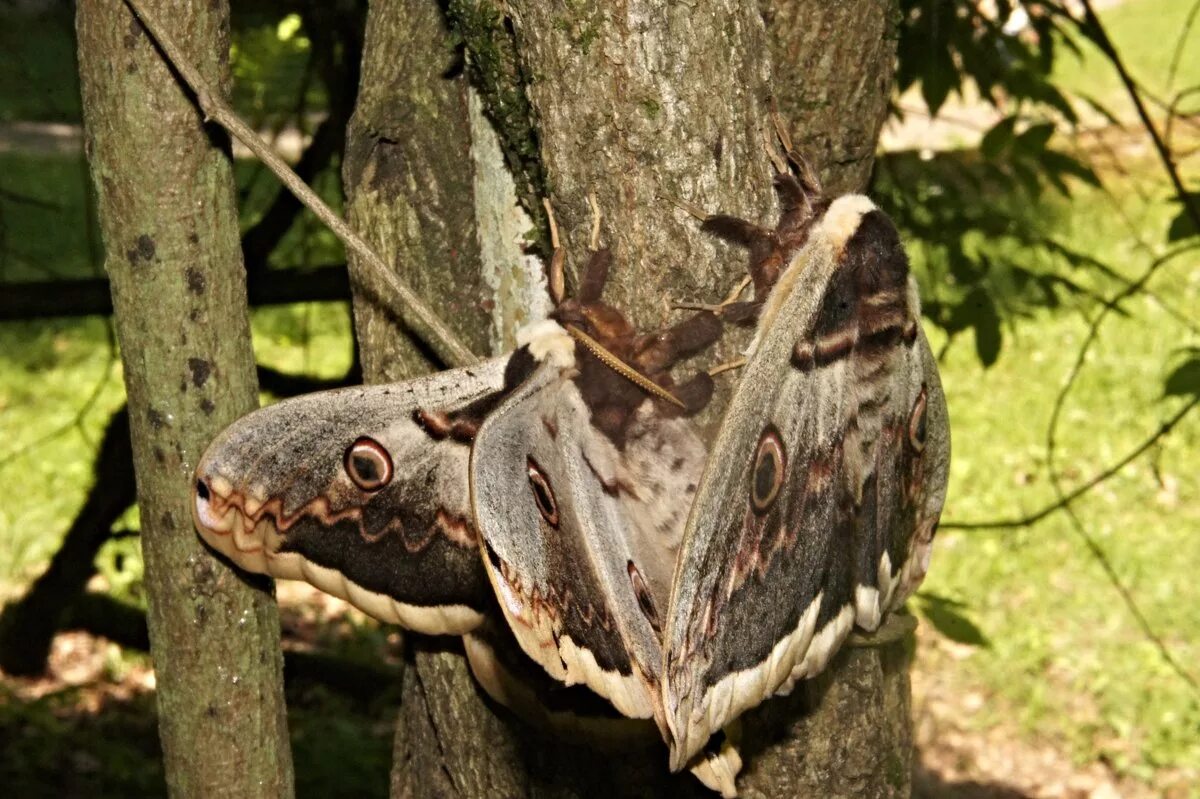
[342,1,909,796]
[76,2,293,796]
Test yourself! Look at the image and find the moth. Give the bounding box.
[191,172,950,795]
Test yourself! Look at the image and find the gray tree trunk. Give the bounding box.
[76,1,294,796]
[342,1,908,796]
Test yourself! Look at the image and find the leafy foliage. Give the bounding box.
[890,1,1107,367]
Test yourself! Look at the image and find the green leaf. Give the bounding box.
[1039,150,1101,189]
[1014,122,1056,155]
[917,593,990,647]
[970,287,1002,367]
[921,44,958,116]
[980,116,1017,159]
[1164,350,1200,398]
[1166,191,1200,242]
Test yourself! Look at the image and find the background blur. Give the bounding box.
[0,1,1196,797]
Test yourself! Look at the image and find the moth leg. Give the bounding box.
[673,274,753,314]
[587,191,602,251]
[707,356,747,378]
[542,197,567,305]
[630,310,724,414]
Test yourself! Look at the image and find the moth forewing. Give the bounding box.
[662,194,948,770]
[470,340,665,722]
[191,356,515,635]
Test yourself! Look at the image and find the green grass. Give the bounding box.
[2,0,1199,796]
[1053,0,1200,115]
[900,151,1200,793]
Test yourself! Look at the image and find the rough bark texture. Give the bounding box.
[763,0,900,194]
[501,0,776,364]
[342,0,911,796]
[76,1,294,796]
[342,0,491,379]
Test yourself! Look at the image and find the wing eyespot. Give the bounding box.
[908,386,928,453]
[750,425,787,515]
[627,560,662,634]
[344,437,393,491]
[526,456,560,528]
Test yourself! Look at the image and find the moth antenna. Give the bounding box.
[543,197,566,305]
[707,357,747,378]
[761,119,790,174]
[769,105,795,157]
[766,103,823,199]
[587,192,603,251]
[565,324,686,409]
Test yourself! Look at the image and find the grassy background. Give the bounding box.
[2,0,1198,797]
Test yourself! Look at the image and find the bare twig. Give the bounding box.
[1077,1,1200,238]
[1167,0,1200,90]
[122,0,477,368]
[941,396,1198,531]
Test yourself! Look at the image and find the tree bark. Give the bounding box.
[76,1,293,796]
[343,0,910,796]
[763,0,900,194]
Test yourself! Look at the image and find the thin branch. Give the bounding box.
[941,396,1198,531]
[1167,0,1200,91]
[1053,468,1200,692]
[0,341,119,472]
[1078,1,1200,237]
[121,0,477,368]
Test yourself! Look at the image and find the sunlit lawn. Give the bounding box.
[2,1,1198,797]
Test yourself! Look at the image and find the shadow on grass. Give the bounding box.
[0,675,395,799]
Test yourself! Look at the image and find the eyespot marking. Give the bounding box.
[526,456,559,528]
[627,560,662,634]
[908,386,928,453]
[751,425,786,514]
[345,437,393,491]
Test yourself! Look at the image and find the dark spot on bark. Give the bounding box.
[200,398,215,415]
[187,357,211,388]
[186,268,206,295]
[190,557,219,598]
[160,511,175,529]
[206,703,219,718]
[189,309,201,322]
[126,234,156,266]
[147,407,167,429]
[195,603,207,626]
[153,447,166,464]
[712,136,723,165]
[124,17,142,49]
[188,232,200,245]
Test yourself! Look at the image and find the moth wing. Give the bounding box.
[663,196,951,767]
[193,355,517,635]
[471,361,670,722]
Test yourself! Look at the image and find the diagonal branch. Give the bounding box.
[121,0,477,368]
[1076,0,1200,237]
[942,396,1198,531]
